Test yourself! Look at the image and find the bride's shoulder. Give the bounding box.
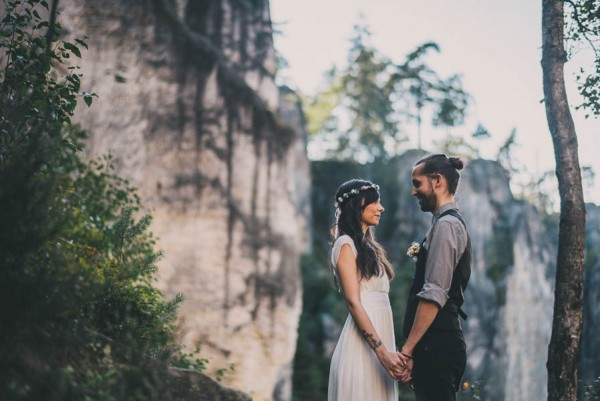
[335,234,351,241]
[333,235,357,255]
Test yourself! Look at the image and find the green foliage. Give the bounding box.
[292,252,340,401]
[306,21,469,162]
[272,20,292,87]
[214,364,236,383]
[434,134,479,161]
[514,164,594,216]
[565,0,600,117]
[337,23,400,160]
[586,377,600,401]
[305,24,401,161]
[496,128,519,176]
[302,68,342,137]
[0,2,199,400]
[472,123,491,139]
[0,0,96,159]
[170,346,210,372]
[395,42,469,148]
[457,380,484,400]
[513,166,558,215]
[575,58,599,118]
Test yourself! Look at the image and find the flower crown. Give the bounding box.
[335,184,380,208]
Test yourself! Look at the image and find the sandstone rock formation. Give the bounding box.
[458,159,554,401]
[60,1,310,400]
[581,203,600,387]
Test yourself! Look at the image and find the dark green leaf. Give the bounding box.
[63,41,81,58]
[114,74,127,83]
[74,38,88,49]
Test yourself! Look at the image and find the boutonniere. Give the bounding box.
[406,242,420,261]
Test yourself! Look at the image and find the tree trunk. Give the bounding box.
[542,1,586,401]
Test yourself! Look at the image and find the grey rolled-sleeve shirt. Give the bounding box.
[417,201,468,308]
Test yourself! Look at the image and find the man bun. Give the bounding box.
[415,153,464,195]
[449,157,464,170]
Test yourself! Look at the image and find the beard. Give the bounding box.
[418,191,437,212]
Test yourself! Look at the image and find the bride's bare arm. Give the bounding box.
[336,244,403,379]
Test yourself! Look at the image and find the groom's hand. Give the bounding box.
[398,352,413,383]
[398,359,413,383]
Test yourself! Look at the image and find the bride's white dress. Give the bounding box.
[328,235,398,401]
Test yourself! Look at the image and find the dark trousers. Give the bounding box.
[411,331,466,401]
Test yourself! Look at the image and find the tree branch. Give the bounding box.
[46,0,60,51]
[565,0,599,58]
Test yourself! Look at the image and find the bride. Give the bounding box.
[327,179,402,401]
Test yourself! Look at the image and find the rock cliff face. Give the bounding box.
[60,1,310,400]
[581,203,600,386]
[167,369,252,401]
[311,152,599,401]
[458,159,555,401]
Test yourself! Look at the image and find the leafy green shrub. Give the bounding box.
[585,377,600,401]
[0,2,202,400]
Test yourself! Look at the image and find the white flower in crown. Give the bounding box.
[334,184,380,208]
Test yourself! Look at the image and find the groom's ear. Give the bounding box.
[432,173,448,192]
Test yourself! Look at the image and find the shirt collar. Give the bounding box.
[432,201,459,222]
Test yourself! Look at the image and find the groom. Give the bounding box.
[398,153,472,401]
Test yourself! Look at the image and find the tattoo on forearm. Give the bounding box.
[361,329,382,350]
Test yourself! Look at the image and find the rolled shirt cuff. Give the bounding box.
[417,282,449,308]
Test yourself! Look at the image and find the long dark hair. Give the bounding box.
[330,179,394,282]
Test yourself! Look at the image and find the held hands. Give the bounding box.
[375,347,414,383]
[374,347,405,381]
[397,351,413,383]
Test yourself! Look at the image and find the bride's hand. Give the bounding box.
[375,347,404,380]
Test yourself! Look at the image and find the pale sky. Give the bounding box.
[270,0,599,205]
